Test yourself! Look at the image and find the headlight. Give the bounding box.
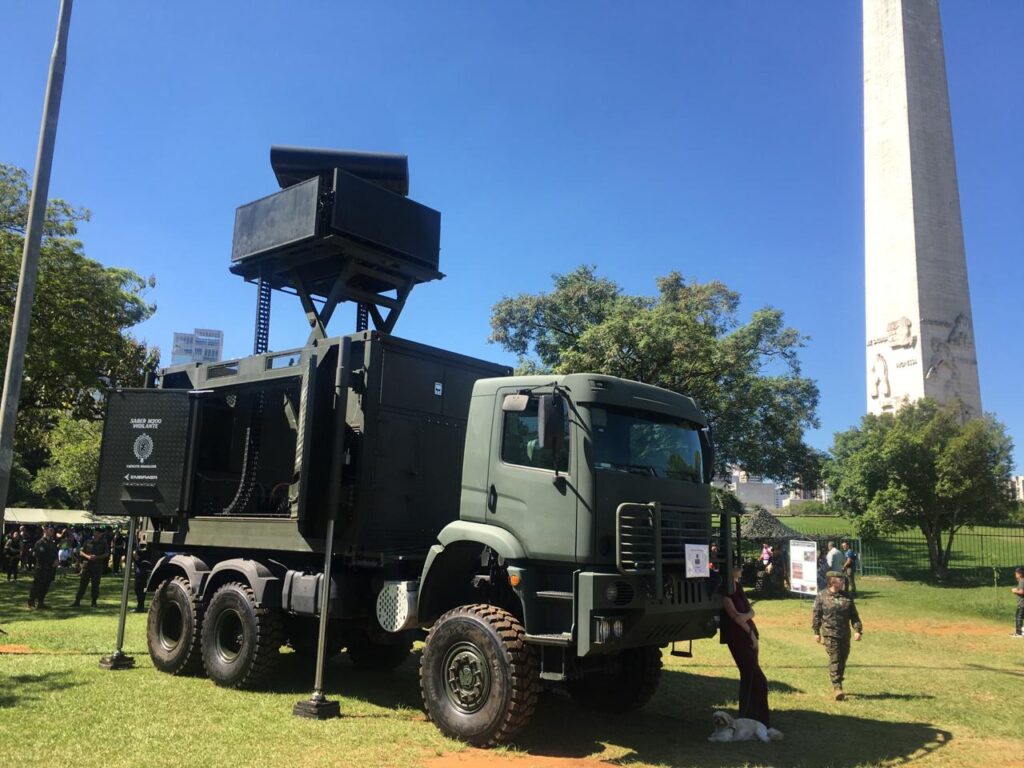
[612,619,624,639]
[595,618,611,644]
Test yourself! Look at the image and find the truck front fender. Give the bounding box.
[436,520,527,560]
[416,523,528,625]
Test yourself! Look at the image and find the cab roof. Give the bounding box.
[472,373,707,426]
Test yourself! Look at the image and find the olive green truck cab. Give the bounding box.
[94,148,732,747]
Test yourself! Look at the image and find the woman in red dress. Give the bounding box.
[721,565,772,726]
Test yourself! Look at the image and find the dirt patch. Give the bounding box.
[0,644,36,654]
[424,749,618,768]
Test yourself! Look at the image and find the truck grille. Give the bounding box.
[616,503,710,574]
[666,575,706,606]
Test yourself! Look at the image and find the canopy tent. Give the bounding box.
[3,508,129,527]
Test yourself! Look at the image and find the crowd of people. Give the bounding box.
[3,524,129,579]
[2,523,150,612]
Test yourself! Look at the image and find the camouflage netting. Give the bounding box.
[739,506,803,541]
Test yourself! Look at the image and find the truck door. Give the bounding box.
[485,387,577,562]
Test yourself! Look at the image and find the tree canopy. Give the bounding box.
[1,163,157,507]
[489,266,820,483]
[824,399,1016,578]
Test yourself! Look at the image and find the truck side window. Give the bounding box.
[501,397,569,473]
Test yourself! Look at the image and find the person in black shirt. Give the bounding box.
[3,531,20,581]
[132,536,152,612]
[28,527,58,609]
[111,530,125,575]
[73,529,110,608]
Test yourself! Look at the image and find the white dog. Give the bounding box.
[707,710,784,743]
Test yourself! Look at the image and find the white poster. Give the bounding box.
[684,543,709,579]
[789,540,819,595]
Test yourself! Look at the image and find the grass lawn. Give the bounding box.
[2,572,1022,768]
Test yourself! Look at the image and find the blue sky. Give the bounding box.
[3,1,1022,471]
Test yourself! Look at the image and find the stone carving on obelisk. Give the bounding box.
[863,0,982,417]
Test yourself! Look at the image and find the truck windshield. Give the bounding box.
[589,405,704,483]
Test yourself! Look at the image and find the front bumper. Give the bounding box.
[576,571,721,656]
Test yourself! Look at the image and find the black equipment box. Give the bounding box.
[95,389,197,517]
[340,333,511,554]
[229,169,442,300]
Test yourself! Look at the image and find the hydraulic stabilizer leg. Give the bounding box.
[294,338,351,719]
[100,515,137,670]
[293,516,340,719]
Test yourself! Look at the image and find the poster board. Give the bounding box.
[789,539,819,595]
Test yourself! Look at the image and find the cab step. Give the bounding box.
[535,590,573,601]
[525,632,573,646]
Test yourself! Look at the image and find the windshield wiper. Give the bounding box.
[596,461,658,477]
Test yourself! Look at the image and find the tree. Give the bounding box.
[1,163,157,506]
[489,266,820,482]
[31,413,102,508]
[824,399,1015,579]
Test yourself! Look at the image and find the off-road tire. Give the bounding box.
[420,604,539,747]
[565,645,662,713]
[347,636,412,670]
[201,581,283,688]
[147,576,204,676]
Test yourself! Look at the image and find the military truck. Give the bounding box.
[95,147,732,747]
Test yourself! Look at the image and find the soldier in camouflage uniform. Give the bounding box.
[812,571,863,700]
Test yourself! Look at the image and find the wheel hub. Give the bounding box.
[442,642,491,714]
[159,603,183,651]
[215,609,244,663]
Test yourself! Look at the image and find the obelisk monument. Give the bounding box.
[863,0,981,416]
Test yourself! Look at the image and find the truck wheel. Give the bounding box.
[566,646,662,713]
[201,582,282,688]
[346,636,412,670]
[420,604,538,747]
[147,576,204,676]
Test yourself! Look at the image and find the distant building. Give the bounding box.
[721,468,780,510]
[171,328,224,365]
[716,466,832,512]
[781,484,832,509]
[1011,476,1024,502]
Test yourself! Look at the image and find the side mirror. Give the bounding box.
[502,394,529,412]
[700,426,715,483]
[537,394,566,451]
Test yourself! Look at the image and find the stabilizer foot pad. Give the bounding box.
[99,653,135,670]
[293,698,341,719]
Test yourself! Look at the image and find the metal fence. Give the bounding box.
[739,524,1024,582]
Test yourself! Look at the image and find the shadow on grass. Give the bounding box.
[0,669,80,708]
[963,663,1024,679]
[267,651,424,711]
[265,656,950,766]
[516,668,951,767]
